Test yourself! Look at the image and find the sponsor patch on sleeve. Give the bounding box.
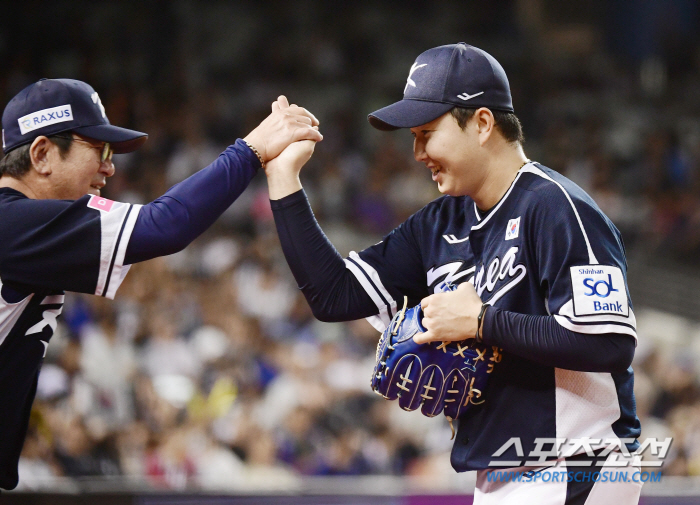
[87,195,116,213]
[570,265,629,317]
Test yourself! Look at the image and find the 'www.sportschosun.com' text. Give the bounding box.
[486,470,662,484]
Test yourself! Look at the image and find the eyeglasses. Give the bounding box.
[52,135,113,163]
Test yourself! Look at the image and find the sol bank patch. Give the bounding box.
[570,265,629,317]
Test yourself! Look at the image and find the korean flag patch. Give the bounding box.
[505,217,520,240]
[570,265,629,317]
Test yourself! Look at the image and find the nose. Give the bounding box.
[100,158,116,178]
[413,136,427,163]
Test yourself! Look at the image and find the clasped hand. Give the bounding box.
[244,95,322,164]
[262,97,321,199]
[414,282,484,344]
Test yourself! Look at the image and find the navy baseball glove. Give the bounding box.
[370,284,502,435]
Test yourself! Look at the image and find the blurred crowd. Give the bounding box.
[3,0,700,491]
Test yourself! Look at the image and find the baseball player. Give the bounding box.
[264,44,642,504]
[0,78,321,490]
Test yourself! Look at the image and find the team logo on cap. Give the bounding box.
[404,62,428,94]
[457,91,484,101]
[17,105,73,135]
[91,92,106,119]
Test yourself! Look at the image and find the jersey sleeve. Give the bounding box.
[350,211,427,332]
[125,140,260,264]
[527,171,637,340]
[0,194,141,299]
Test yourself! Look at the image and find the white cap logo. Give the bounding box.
[91,92,106,119]
[404,62,428,94]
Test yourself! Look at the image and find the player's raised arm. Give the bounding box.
[263,137,429,330]
[262,139,382,323]
[264,138,317,200]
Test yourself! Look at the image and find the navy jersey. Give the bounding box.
[347,162,640,471]
[0,188,140,489]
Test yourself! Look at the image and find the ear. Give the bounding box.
[28,136,54,176]
[474,108,495,146]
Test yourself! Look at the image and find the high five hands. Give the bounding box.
[244,95,322,166]
[258,96,322,200]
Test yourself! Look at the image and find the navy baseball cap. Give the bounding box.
[368,43,514,131]
[2,78,147,154]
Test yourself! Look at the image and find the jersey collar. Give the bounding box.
[470,161,535,231]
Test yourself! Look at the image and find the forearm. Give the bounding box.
[271,189,378,321]
[482,307,635,373]
[267,170,302,200]
[125,140,259,264]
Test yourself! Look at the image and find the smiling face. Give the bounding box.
[410,110,489,197]
[42,134,115,200]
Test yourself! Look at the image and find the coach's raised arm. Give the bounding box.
[122,95,321,265]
